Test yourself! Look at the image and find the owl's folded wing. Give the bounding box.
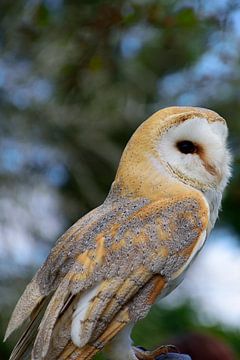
[7,191,209,360]
[4,204,108,343]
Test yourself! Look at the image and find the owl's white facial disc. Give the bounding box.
[157,117,231,193]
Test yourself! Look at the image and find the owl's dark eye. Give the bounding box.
[176,140,197,154]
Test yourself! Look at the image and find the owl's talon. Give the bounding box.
[153,345,180,355]
[133,344,180,359]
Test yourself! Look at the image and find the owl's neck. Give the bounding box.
[110,173,195,204]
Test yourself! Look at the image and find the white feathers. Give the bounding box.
[71,285,100,348]
[157,117,231,192]
[103,323,136,360]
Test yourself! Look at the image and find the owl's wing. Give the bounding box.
[7,191,209,360]
[5,203,112,341]
[55,274,166,360]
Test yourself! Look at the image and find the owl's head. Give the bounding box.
[156,107,232,194]
[114,106,232,203]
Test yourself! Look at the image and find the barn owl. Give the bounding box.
[5,106,231,360]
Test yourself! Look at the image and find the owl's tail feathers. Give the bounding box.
[58,307,130,360]
[4,278,46,342]
[58,342,98,360]
[8,297,48,360]
[9,279,72,360]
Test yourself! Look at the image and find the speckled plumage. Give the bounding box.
[5,106,231,360]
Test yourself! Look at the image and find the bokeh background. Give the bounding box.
[0,0,240,359]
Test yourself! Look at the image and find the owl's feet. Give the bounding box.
[133,345,179,360]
